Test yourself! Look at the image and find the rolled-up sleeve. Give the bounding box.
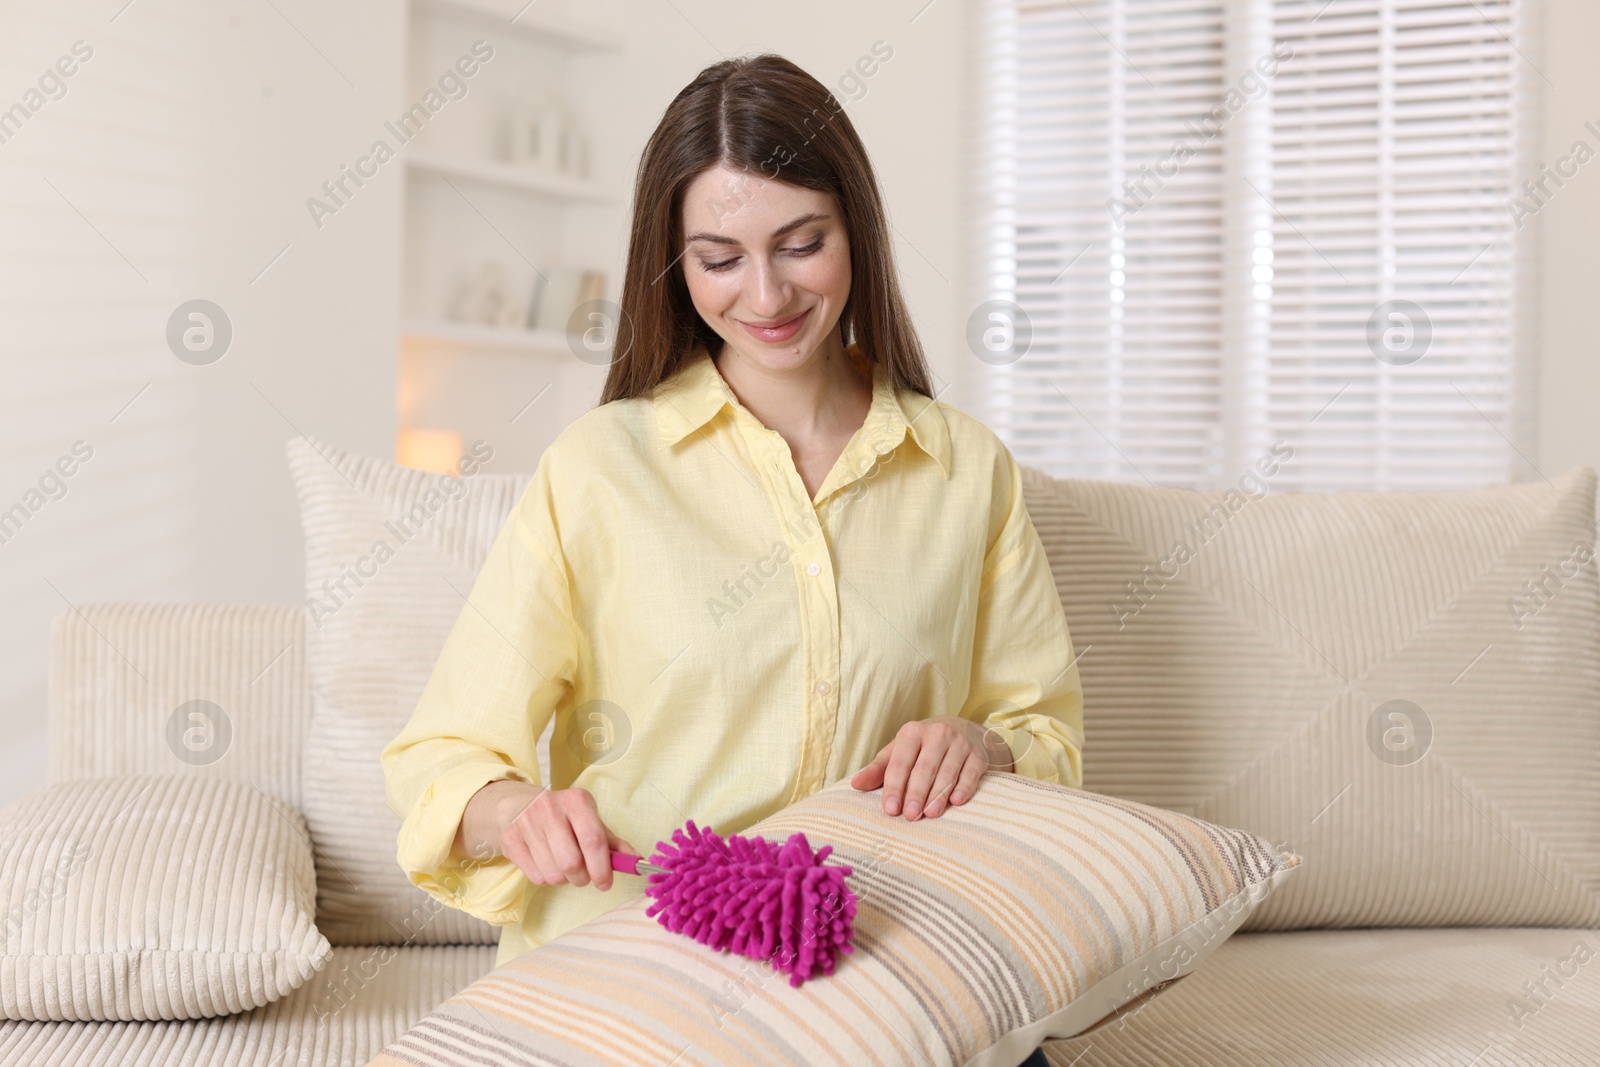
[958,444,1085,788]
[380,452,579,926]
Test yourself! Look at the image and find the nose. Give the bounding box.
[743,252,791,319]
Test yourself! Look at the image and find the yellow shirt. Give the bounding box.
[381,340,1085,966]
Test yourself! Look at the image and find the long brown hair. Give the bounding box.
[599,53,933,404]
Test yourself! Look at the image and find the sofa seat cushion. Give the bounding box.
[0,944,496,1067]
[1042,927,1600,1065]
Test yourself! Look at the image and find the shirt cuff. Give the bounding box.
[395,760,538,927]
[988,718,1082,789]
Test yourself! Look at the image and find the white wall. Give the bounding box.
[1535,0,1600,480]
[0,0,967,806]
[0,0,403,804]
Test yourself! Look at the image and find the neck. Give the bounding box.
[712,331,869,442]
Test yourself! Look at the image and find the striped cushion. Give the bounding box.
[370,772,1298,1065]
[0,776,330,1021]
[287,436,549,946]
[1020,464,1600,930]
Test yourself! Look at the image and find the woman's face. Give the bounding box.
[678,163,852,372]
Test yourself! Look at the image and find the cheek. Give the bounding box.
[683,268,740,317]
[797,244,851,297]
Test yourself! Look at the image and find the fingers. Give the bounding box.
[606,828,639,857]
[506,788,625,891]
[921,745,975,818]
[880,729,924,816]
[878,720,989,820]
[504,792,558,886]
[899,737,949,820]
[949,749,987,807]
[573,791,618,890]
[850,741,893,791]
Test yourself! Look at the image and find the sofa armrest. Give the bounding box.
[49,602,310,810]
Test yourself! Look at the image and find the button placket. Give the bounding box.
[742,424,841,803]
[792,523,840,800]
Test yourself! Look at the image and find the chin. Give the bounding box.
[721,331,822,369]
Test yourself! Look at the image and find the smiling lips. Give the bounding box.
[738,306,812,344]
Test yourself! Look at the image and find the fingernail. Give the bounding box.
[951,790,965,803]
[886,798,900,815]
[904,802,920,819]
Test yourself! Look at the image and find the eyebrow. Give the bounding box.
[684,212,830,246]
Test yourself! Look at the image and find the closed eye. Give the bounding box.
[699,236,825,273]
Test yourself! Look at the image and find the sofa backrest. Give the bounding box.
[48,459,1600,936]
[1021,462,1600,930]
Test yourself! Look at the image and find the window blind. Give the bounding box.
[965,0,1542,491]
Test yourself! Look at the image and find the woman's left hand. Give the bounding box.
[849,715,1014,820]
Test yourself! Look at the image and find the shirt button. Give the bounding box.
[816,680,831,694]
[806,562,821,576]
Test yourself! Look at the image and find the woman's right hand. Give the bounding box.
[459,779,638,893]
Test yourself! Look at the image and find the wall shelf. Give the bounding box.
[411,0,619,52]
[399,0,623,471]
[402,318,577,353]
[406,148,617,203]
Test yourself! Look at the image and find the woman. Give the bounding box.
[382,53,1083,1066]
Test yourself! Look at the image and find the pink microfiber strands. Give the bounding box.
[614,820,857,987]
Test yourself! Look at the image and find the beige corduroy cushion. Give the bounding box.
[287,435,548,946]
[1040,927,1600,1065]
[0,775,331,1021]
[1021,463,1600,929]
[0,944,497,1065]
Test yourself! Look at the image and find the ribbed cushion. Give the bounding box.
[287,436,551,946]
[0,944,496,1066]
[0,776,330,1021]
[1021,464,1600,929]
[370,773,1298,1066]
[1041,927,1600,1065]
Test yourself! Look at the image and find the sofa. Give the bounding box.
[2,442,1597,1066]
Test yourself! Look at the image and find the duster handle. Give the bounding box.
[611,850,850,878]
[610,850,665,876]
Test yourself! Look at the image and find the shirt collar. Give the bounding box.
[653,341,951,478]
